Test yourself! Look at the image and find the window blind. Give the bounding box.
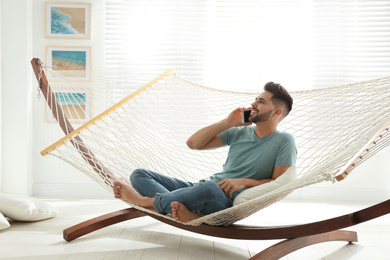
[105,0,210,87]
[312,0,390,88]
[105,0,390,91]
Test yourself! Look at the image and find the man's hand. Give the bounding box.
[226,107,252,128]
[219,177,278,198]
[218,178,247,198]
[186,107,251,150]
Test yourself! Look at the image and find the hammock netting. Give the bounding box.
[38,65,390,226]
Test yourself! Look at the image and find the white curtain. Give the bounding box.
[105,0,390,91]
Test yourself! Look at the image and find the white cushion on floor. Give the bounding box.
[0,194,58,222]
[0,211,10,230]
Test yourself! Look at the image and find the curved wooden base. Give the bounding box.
[146,198,390,240]
[251,230,357,260]
[63,208,146,242]
[63,209,358,259]
[63,199,389,259]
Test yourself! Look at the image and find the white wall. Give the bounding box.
[31,0,108,197]
[0,0,108,197]
[1,0,34,195]
[1,0,389,201]
[0,1,2,193]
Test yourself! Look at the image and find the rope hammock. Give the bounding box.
[35,60,390,227]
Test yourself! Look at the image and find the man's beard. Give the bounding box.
[250,109,273,123]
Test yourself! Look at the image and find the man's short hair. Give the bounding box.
[264,82,293,120]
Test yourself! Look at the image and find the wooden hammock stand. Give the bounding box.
[31,58,390,260]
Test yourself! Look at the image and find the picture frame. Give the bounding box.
[46,46,92,81]
[46,88,91,124]
[45,2,91,39]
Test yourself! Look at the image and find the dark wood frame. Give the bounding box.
[31,58,390,259]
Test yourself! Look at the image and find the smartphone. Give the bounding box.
[241,110,251,124]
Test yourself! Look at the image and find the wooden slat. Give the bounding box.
[39,67,175,156]
[335,120,390,181]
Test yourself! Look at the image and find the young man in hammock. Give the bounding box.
[113,82,296,223]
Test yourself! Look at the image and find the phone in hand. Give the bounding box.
[241,110,251,124]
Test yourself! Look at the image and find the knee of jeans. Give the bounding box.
[130,168,147,184]
[198,181,224,199]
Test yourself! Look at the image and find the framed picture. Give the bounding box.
[46,46,92,81]
[46,89,91,124]
[45,2,91,39]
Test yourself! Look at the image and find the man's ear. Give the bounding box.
[275,108,283,117]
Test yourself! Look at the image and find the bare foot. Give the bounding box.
[113,179,154,209]
[171,201,201,223]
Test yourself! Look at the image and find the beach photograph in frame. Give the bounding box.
[45,2,91,39]
[46,89,91,124]
[46,46,92,81]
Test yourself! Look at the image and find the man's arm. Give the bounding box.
[186,107,250,150]
[186,121,226,150]
[219,165,292,198]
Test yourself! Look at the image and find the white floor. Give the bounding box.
[0,198,389,260]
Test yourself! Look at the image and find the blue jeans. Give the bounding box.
[130,168,233,215]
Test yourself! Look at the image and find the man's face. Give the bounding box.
[249,91,274,123]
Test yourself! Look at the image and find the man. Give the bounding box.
[113,82,296,223]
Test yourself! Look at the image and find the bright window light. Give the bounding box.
[105,0,390,92]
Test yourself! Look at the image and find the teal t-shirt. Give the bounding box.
[208,125,296,197]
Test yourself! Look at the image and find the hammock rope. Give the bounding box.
[37,63,390,226]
